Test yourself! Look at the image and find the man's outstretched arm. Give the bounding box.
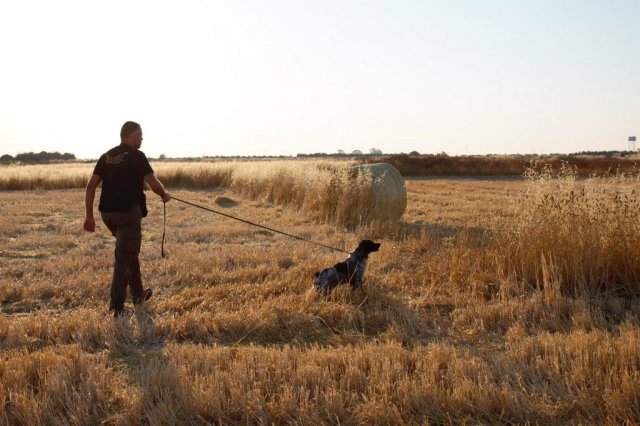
[144,173,171,203]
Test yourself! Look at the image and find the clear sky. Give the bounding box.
[1,0,638,159]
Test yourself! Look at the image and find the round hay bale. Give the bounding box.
[351,163,407,220]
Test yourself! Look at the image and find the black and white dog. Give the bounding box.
[314,240,381,292]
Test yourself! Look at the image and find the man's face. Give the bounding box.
[130,128,143,149]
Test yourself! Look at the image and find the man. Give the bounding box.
[84,121,171,317]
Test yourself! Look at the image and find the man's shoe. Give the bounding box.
[134,288,153,305]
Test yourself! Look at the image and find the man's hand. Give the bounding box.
[162,192,171,203]
[83,216,96,232]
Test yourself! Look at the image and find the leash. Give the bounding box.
[160,196,350,256]
[161,201,167,258]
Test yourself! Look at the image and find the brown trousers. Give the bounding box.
[101,204,144,311]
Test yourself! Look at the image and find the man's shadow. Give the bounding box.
[108,308,194,423]
[107,304,165,367]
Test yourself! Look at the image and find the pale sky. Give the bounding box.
[1,1,638,159]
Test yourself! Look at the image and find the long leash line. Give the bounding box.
[160,196,350,256]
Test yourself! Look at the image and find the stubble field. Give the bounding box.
[0,160,639,425]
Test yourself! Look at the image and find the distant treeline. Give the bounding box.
[362,153,640,177]
[2,149,638,177]
[1,151,76,164]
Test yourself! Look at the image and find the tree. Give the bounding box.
[369,148,383,155]
[13,151,76,163]
[352,149,363,155]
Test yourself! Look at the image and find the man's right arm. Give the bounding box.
[84,174,102,232]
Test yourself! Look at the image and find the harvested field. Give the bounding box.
[0,161,639,425]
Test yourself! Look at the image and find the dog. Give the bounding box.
[314,240,381,292]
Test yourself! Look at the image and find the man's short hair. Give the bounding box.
[120,121,141,140]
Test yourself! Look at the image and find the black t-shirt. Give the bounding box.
[93,144,154,217]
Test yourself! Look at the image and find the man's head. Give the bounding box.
[120,121,143,149]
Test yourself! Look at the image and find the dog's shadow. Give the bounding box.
[302,279,434,346]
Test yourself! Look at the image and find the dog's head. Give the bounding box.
[354,240,380,256]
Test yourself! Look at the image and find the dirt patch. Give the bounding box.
[215,196,238,208]
[0,249,52,259]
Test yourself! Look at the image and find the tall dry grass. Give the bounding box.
[154,160,377,228]
[497,163,640,295]
[398,165,640,299]
[0,163,90,190]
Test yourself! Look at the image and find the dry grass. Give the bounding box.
[498,164,640,295]
[0,164,639,424]
[0,160,381,228]
[154,160,377,228]
[0,163,90,190]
